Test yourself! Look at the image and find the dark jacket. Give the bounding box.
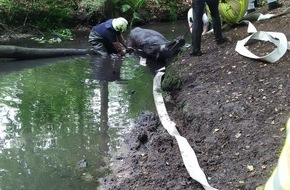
[92,19,120,54]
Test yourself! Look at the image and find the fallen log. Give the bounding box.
[0,45,92,60]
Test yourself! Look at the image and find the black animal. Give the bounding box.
[127,27,185,63]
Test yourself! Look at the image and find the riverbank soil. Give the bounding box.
[100,2,290,190]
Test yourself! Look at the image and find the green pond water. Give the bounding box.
[0,20,190,189]
[0,55,156,190]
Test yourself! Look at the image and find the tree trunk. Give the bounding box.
[0,45,93,60]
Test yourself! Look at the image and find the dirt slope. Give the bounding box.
[100,2,290,190]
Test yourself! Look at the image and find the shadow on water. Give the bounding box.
[91,55,123,82]
[90,55,124,153]
[0,21,188,190]
[0,56,87,75]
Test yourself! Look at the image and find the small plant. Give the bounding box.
[47,37,62,44]
[112,0,160,27]
[53,29,73,40]
[30,36,62,44]
[168,0,178,21]
[30,28,73,44]
[30,37,47,44]
[79,0,105,12]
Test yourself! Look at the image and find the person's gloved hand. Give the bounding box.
[126,47,135,54]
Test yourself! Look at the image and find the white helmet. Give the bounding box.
[112,17,128,32]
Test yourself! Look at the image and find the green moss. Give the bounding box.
[161,64,183,92]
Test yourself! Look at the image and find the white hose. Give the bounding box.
[153,69,218,190]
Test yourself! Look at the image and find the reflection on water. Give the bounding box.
[144,20,191,42]
[0,54,156,189]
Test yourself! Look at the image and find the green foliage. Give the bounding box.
[79,0,105,12]
[0,0,79,29]
[0,0,182,31]
[0,0,11,9]
[34,1,77,29]
[168,0,178,21]
[30,36,62,44]
[0,0,25,24]
[112,0,160,26]
[30,29,73,44]
[53,29,73,39]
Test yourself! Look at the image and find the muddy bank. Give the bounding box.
[99,111,199,190]
[99,2,290,190]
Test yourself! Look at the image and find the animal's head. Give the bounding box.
[158,36,186,59]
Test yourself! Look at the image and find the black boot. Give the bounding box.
[254,0,258,7]
[190,50,203,56]
[268,1,282,11]
[216,37,228,45]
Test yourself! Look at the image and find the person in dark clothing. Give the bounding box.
[190,0,227,56]
[88,17,134,57]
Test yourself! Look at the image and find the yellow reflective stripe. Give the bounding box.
[277,137,290,189]
[273,169,283,190]
[287,118,290,135]
[265,118,290,190]
[265,168,277,190]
